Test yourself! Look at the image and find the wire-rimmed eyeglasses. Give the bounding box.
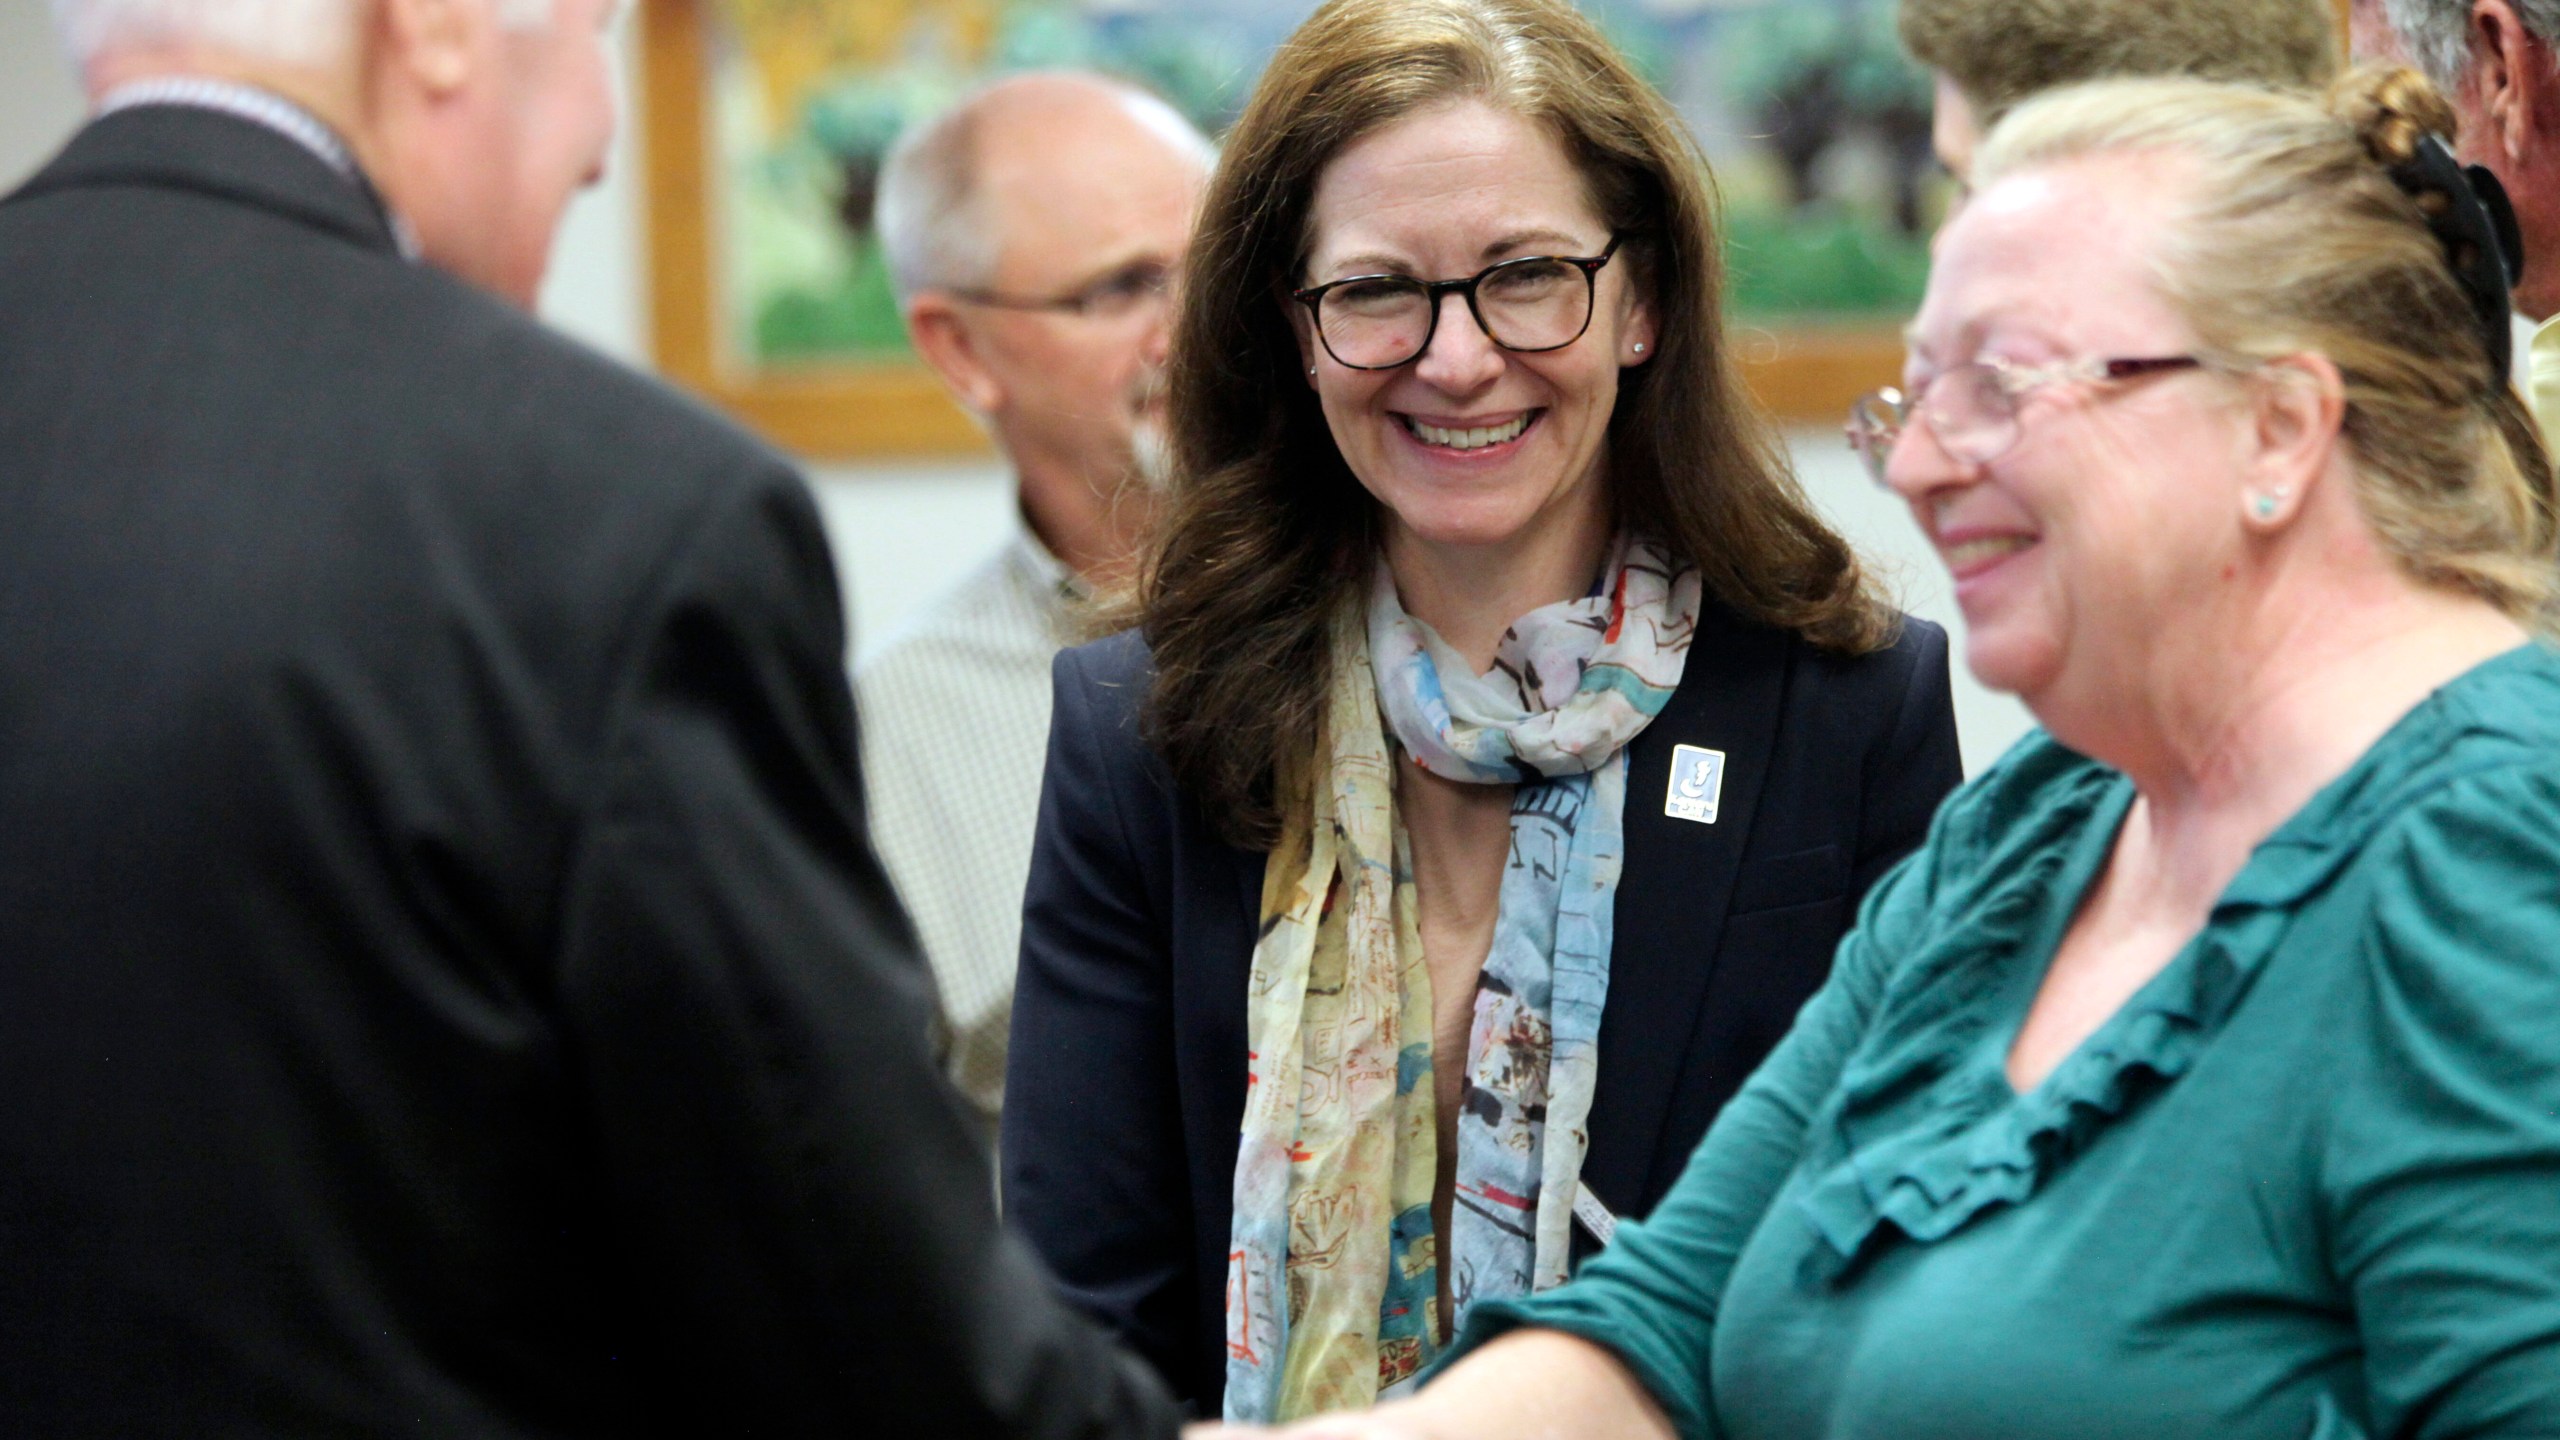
[949,258,1177,321]
[1845,354,2207,485]
[1292,236,1623,371]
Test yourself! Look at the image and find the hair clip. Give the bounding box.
[2388,134,2524,383]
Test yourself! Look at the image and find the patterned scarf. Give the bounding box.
[1222,536,1700,1423]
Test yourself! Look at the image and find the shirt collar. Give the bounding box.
[2531,309,2560,368]
[1010,515,1086,605]
[96,77,421,261]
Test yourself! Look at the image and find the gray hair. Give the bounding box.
[872,98,1001,304]
[872,73,1211,304]
[2380,0,2560,96]
[50,0,555,69]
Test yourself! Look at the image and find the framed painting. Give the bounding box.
[639,0,1937,459]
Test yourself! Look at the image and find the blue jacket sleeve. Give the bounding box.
[1003,641,1201,1406]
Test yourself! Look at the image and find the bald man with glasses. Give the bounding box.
[856,73,1213,1132]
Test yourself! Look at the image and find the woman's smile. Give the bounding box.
[1935,527,2039,589]
[1394,408,1542,458]
[1295,99,1653,566]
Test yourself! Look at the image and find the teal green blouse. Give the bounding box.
[1451,644,2560,1439]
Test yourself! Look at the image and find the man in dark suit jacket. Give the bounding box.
[0,1,1176,1435]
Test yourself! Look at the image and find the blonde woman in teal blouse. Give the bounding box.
[1207,69,2560,1440]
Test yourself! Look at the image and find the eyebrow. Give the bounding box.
[1315,228,1605,279]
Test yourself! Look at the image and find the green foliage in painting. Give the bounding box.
[713,0,1947,368]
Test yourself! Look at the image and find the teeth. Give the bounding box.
[1407,414,1529,450]
[1944,535,2033,569]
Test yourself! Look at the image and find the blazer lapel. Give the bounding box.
[1578,602,1791,1231]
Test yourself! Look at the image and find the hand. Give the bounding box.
[1184,1413,1439,1440]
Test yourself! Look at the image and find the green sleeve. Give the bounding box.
[2323,767,2560,1436]
[1435,810,1951,1438]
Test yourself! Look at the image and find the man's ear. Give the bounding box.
[378,0,479,95]
[2469,0,2560,163]
[2243,352,2346,525]
[907,295,1004,414]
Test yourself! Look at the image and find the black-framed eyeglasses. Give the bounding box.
[949,258,1177,320]
[1292,236,1623,371]
[1845,354,2207,486]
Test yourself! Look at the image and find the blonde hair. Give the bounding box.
[1897,0,2339,121]
[1973,68,2559,621]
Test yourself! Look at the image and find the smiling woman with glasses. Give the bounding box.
[1240,67,2560,1440]
[1000,0,1966,1427]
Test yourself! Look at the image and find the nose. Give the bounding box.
[1410,291,1504,393]
[1881,409,1974,505]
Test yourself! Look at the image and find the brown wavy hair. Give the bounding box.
[1139,0,1893,850]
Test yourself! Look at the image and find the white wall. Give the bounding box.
[1791,428,2036,775]
[0,10,2033,775]
[1,0,82,192]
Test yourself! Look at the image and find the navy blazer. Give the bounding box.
[1003,604,1963,1413]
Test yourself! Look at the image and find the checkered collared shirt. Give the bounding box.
[854,524,1085,1132]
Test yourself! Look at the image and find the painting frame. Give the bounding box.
[637,0,1909,461]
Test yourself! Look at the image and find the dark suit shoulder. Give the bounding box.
[352,260,799,506]
[1050,629,1191,828]
[1058,627,1156,698]
[1804,613,1949,686]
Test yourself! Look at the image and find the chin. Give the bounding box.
[1382,502,1544,555]
[1960,626,2062,701]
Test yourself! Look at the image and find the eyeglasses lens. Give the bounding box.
[1474,260,1590,348]
[1316,260,1594,368]
[1317,279,1435,368]
[1934,365,2020,468]
[1849,390,1903,484]
[1851,365,2026,483]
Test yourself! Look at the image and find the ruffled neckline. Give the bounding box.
[1792,644,2551,1273]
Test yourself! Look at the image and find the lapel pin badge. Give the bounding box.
[1665,745,1726,825]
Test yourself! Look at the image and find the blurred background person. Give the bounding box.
[1004,0,1961,1423]
[1898,0,2339,190]
[1232,67,2560,1440]
[858,71,1212,1131]
[2352,0,2560,453]
[0,0,1178,1433]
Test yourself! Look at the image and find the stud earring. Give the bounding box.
[1632,342,1646,355]
[2252,487,2292,520]
[2253,494,2279,519]
[1307,366,1317,379]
